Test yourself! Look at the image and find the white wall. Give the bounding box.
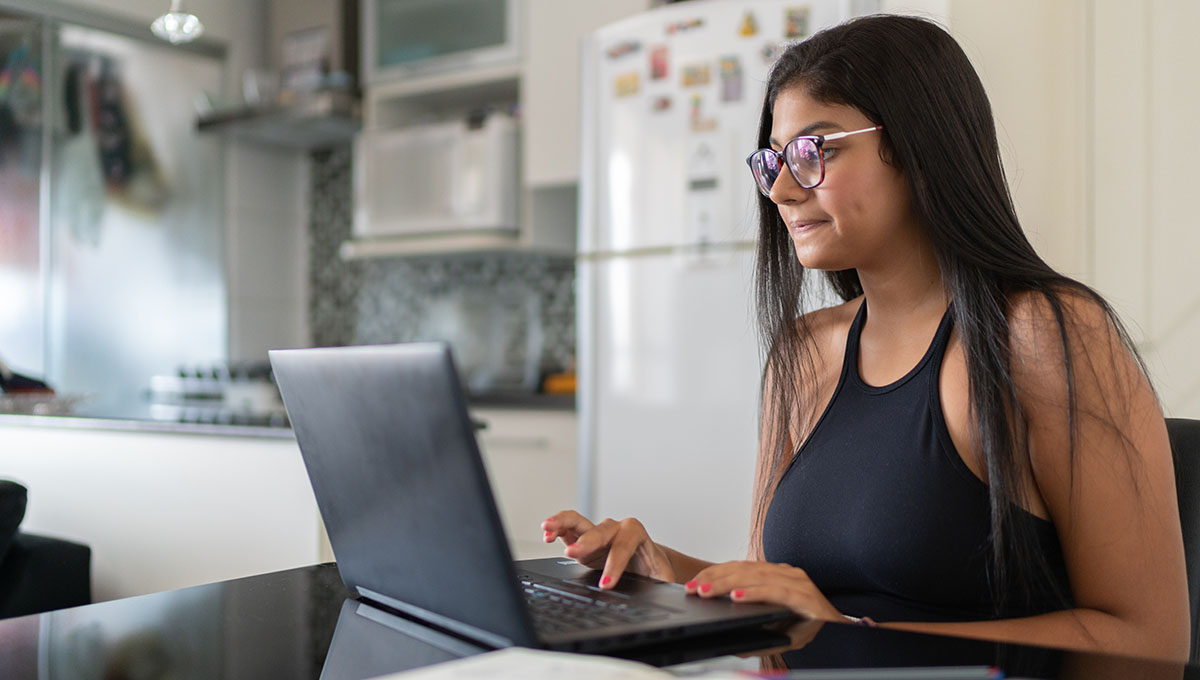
[225,145,311,360]
[943,0,1199,417]
[1089,0,1200,417]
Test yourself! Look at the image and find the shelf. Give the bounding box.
[196,90,361,151]
[340,231,524,259]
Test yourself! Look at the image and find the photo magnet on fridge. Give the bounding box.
[785,6,811,39]
[760,41,782,64]
[650,44,669,80]
[719,56,743,102]
[615,72,640,98]
[689,95,717,132]
[681,62,711,87]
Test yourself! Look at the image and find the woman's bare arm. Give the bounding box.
[887,291,1190,662]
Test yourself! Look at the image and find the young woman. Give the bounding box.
[544,14,1189,662]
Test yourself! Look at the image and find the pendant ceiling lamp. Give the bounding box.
[150,0,205,45]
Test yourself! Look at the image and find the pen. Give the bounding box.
[740,666,1004,680]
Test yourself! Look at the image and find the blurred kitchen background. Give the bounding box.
[0,0,1197,603]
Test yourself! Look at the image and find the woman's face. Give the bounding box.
[767,87,921,272]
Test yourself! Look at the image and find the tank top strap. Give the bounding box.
[928,301,957,364]
[840,299,869,383]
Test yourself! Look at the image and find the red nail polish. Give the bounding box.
[732,589,745,599]
[699,583,712,594]
[685,580,697,589]
[600,576,612,586]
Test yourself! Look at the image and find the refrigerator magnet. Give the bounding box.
[689,95,717,132]
[651,95,672,113]
[738,11,759,37]
[650,45,669,80]
[681,62,711,88]
[666,17,704,35]
[614,72,640,98]
[719,56,743,102]
[760,42,782,64]
[606,40,641,60]
[785,7,811,39]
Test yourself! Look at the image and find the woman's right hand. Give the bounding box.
[541,510,676,589]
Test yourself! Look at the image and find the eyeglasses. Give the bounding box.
[745,125,883,196]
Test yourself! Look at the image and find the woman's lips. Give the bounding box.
[789,220,827,236]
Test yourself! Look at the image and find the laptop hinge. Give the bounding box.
[357,586,517,649]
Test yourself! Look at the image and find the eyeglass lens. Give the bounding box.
[749,137,822,195]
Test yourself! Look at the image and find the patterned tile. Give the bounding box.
[307,147,576,391]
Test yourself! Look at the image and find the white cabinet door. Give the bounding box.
[473,408,578,560]
[521,0,651,186]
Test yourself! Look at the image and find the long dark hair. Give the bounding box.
[749,14,1146,614]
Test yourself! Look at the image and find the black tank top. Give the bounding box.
[762,301,1070,622]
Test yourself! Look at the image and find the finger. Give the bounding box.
[599,518,654,588]
[563,518,621,565]
[690,561,801,598]
[686,561,754,594]
[542,510,596,534]
[542,510,595,544]
[727,584,830,621]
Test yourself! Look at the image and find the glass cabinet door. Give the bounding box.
[45,24,226,406]
[367,0,517,82]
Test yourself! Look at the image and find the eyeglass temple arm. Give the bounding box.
[820,125,883,142]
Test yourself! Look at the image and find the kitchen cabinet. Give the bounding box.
[346,0,652,257]
[471,407,577,560]
[0,421,320,602]
[520,0,653,187]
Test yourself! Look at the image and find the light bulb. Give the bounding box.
[151,0,204,45]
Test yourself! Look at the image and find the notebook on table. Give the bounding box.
[270,341,793,653]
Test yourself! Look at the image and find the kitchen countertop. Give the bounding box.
[0,392,575,438]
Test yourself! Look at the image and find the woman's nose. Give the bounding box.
[768,169,810,204]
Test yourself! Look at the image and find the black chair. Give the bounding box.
[0,480,91,618]
[1168,417,1200,664]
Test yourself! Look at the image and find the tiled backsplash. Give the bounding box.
[307,147,576,392]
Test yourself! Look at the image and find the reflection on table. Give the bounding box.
[0,563,1192,680]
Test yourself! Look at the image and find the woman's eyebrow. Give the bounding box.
[800,120,844,136]
[768,121,846,147]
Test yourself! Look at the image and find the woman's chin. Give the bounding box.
[791,249,837,271]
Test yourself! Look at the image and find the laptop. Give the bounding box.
[270,342,794,653]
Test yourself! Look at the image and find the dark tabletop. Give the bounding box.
[0,563,1192,679]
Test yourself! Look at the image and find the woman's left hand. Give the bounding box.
[686,561,844,621]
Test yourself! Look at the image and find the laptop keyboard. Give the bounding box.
[517,572,671,635]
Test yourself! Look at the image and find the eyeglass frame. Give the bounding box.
[745,125,884,195]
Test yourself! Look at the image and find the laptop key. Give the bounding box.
[519,571,674,634]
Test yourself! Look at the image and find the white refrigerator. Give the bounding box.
[578,0,853,562]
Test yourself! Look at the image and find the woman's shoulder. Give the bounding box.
[1005,285,1118,360]
[1003,285,1137,407]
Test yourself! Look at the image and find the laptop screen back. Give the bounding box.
[270,343,535,647]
